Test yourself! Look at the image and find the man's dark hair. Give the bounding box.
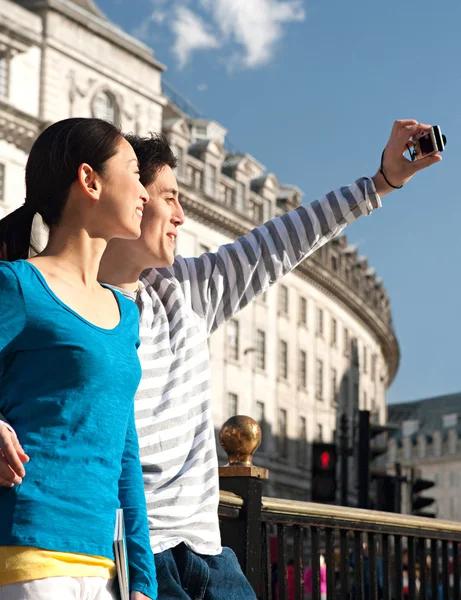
[125,132,177,188]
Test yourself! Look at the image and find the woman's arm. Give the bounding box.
[0,264,28,486]
[118,406,157,600]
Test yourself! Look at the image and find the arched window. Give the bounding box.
[92,90,118,123]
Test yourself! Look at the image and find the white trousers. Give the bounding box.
[0,576,116,600]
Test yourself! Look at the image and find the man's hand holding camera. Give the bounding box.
[373,120,443,197]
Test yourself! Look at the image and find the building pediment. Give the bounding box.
[189,138,225,160]
[251,173,279,194]
[163,118,191,140]
[222,153,265,180]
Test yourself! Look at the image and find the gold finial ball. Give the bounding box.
[219,415,261,466]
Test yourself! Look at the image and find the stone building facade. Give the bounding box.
[387,394,461,521]
[0,0,165,217]
[1,0,400,502]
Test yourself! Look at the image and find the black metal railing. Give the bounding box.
[218,416,461,600]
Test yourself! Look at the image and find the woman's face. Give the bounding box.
[97,138,149,240]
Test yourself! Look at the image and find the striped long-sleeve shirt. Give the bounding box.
[135,177,381,555]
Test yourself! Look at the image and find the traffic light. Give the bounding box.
[411,468,436,517]
[375,474,401,513]
[312,442,337,503]
[357,410,397,509]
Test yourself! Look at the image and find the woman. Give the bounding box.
[0,118,156,600]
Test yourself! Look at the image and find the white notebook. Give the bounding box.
[114,509,130,600]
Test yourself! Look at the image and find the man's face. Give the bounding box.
[135,165,185,268]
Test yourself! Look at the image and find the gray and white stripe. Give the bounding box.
[135,177,380,555]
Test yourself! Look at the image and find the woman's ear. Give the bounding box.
[77,163,102,201]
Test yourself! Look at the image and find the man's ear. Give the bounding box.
[77,163,102,201]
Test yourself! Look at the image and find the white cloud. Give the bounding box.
[201,0,305,68]
[142,0,305,70]
[151,9,167,24]
[171,6,220,68]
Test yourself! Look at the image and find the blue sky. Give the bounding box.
[98,0,461,405]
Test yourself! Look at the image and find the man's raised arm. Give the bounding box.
[150,120,440,335]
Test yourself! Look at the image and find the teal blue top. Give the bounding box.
[0,260,157,599]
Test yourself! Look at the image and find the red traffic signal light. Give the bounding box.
[320,450,331,469]
[312,442,337,503]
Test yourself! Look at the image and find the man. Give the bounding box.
[0,120,441,599]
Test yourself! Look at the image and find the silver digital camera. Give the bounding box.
[413,125,446,159]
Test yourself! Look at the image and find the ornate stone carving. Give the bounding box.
[0,100,42,153]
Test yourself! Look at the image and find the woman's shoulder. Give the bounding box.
[0,260,40,293]
[0,260,25,287]
[0,261,29,317]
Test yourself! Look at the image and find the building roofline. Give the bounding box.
[16,0,166,71]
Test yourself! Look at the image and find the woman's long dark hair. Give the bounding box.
[0,118,123,261]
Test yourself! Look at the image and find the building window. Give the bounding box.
[92,90,118,123]
[316,308,324,337]
[199,244,210,254]
[331,318,337,347]
[256,401,266,452]
[352,337,359,367]
[280,285,289,315]
[363,391,367,410]
[342,375,349,405]
[256,330,266,370]
[188,166,203,190]
[316,423,323,442]
[193,125,207,139]
[0,163,5,203]
[331,254,339,272]
[0,55,9,99]
[353,381,359,406]
[235,181,246,212]
[450,471,457,487]
[298,416,307,465]
[371,354,377,382]
[205,163,217,198]
[280,340,288,380]
[299,296,307,326]
[222,185,234,207]
[278,408,288,458]
[363,347,368,374]
[316,359,324,400]
[263,198,271,222]
[171,144,185,180]
[331,368,338,404]
[299,350,307,389]
[227,319,239,361]
[228,393,238,417]
[343,327,350,356]
[252,200,264,223]
[256,401,265,425]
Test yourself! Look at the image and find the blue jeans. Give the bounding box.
[154,543,257,600]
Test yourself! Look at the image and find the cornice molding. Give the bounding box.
[0,101,43,153]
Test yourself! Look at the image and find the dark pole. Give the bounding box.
[358,410,371,509]
[340,413,349,506]
[395,462,403,514]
